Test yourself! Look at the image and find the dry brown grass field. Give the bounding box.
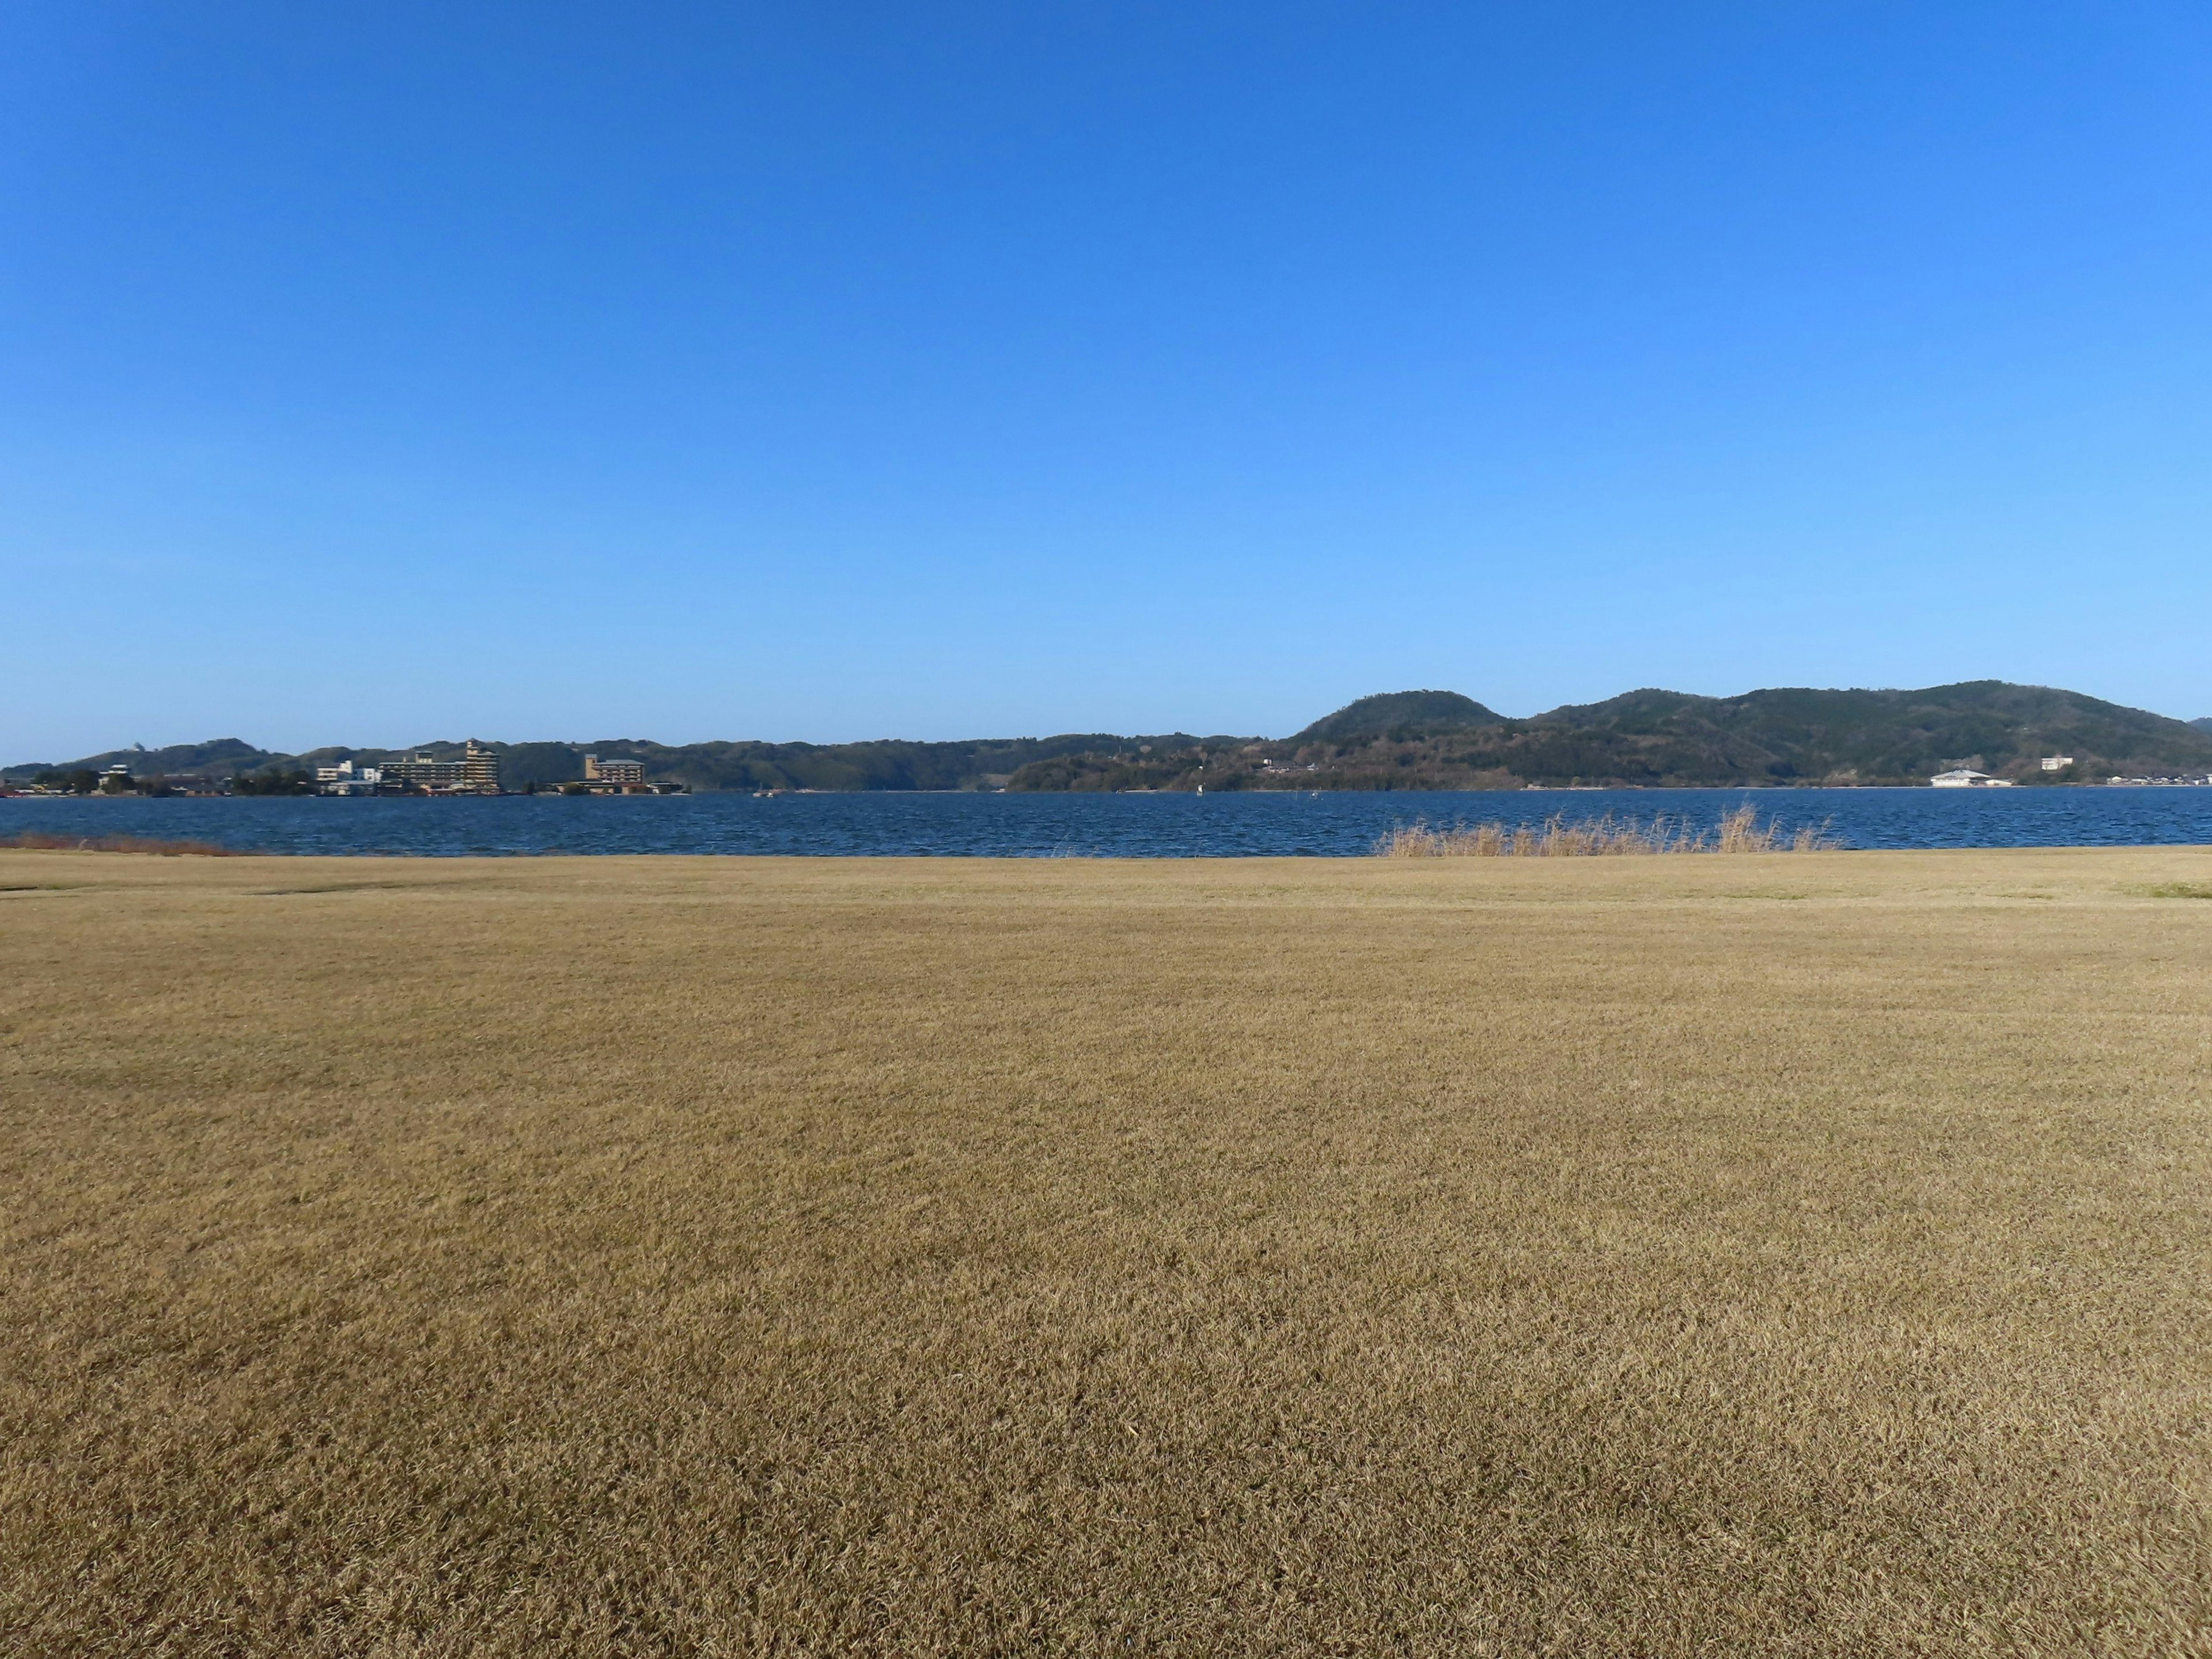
[5,846,2211,1657]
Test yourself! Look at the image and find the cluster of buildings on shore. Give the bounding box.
[1933,757,2212,787]
[314,744,679,796]
[2,742,683,797]
[313,740,505,794]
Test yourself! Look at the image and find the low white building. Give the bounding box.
[1931,769,2014,788]
[316,759,382,796]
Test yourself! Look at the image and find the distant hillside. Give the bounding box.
[1007,681,2212,791]
[1509,681,2212,786]
[4,732,1228,793]
[1293,690,1502,743]
[13,682,2210,792]
[1,738,278,782]
[446,733,1227,793]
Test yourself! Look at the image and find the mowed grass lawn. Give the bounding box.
[5,847,2211,1657]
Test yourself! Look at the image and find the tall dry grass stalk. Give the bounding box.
[1376,803,1839,857]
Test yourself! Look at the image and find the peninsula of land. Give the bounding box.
[9,680,2212,795]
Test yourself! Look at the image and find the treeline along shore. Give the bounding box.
[10,681,2212,796]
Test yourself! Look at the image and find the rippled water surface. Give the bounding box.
[7,787,2212,857]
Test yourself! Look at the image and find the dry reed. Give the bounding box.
[0,830,239,857]
[1376,802,1839,857]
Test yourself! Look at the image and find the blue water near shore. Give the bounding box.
[6,787,2212,857]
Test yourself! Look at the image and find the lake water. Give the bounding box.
[6,787,2212,857]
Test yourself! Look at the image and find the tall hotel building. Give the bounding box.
[463,740,499,793]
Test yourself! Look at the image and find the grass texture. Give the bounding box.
[4,847,2211,1656]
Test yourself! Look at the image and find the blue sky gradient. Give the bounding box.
[5,2,2211,757]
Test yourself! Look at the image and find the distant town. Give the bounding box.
[3,742,686,798]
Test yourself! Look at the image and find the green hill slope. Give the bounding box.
[1008,681,2212,791]
[1520,681,2212,785]
[1292,690,1503,743]
[1,738,278,782]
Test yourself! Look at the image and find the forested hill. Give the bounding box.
[1291,690,1502,741]
[10,682,2209,791]
[474,733,1226,793]
[1002,681,2212,791]
[1505,681,2212,787]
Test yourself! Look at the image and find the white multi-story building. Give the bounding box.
[380,754,467,791]
[316,760,382,796]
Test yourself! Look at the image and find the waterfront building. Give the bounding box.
[463,740,500,793]
[316,759,382,796]
[380,754,468,791]
[584,755,647,787]
[1930,769,2014,787]
[375,747,500,794]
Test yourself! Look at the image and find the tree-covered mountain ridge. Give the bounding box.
[10,682,2211,791]
[1006,683,2212,791]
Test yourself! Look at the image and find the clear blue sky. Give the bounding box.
[6,2,2211,759]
